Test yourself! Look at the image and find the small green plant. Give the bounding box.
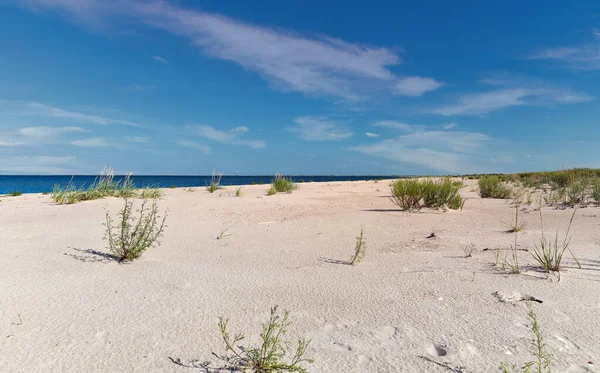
[390,178,464,211]
[349,228,366,265]
[217,227,231,240]
[139,187,163,199]
[104,198,167,262]
[592,179,600,204]
[42,191,49,195]
[501,302,553,373]
[235,187,243,197]
[51,167,140,204]
[207,169,224,193]
[502,207,527,233]
[462,243,476,258]
[8,191,22,197]
[216,306,312,373]
[268,174,297,195]
[531,208,580,277]
[478,176,513,199]
[389,179,423,211]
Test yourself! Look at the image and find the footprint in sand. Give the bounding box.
[425,342,448,357]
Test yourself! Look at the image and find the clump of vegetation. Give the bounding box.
[139,187,163,199]
[235,187,243,197]
[268,174,297,195]
[349,228,366,265]
[501,302,553,373]
[478,176,513,199]
[462,243,476,258]
[502,207,527,233]
[531,208,580,278]
[592,179,600,204]
[8,191,22,197]
[207,169,224,193]
[104,198,167,262]
[390,178,464,211]
[215,306,312,373]
[52,167,137,204]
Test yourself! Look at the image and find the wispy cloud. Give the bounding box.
[152,55,169,64]
[125,136,151,144]
[187,125,265,149]
[27,102,144,127]
[175,139,210,154]
[365,132,379,138]
[442,122,457,130]
[0,155,75,174]
[20,0,402,99]
[373,120,424,132]
[71,137,115,147]
[352,129,491,173]
[394,76,443,96]
[289,117,354,141]
[526,30,600,70]
[18,126,87,137]
[0,141,27,147]
[432,87,593,116]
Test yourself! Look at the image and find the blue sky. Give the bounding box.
[0,1,599,175]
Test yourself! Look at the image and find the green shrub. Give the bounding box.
[592,179,600,203]
[104,198,167,261]
[139,187,163,199]
[390,179,423,211]
[8,191,22,197]
[268,174,297,195]
[390,178,464,211]
[349,228,366,265]
[235,187,243,197]
[478,176,512,199]
[216,306,312,372]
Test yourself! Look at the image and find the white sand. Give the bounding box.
[1,180,599,372]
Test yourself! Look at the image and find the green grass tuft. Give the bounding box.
[390,178,464,211]
[8,191,22,197]
[268,174,297,195]
[478,176,513,199]
[207,169,223,193]
[349,228,366,265]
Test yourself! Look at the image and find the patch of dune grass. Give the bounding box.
[267,174,297,195]
[51,167,137,204]
[478,176,512,199]
[390,178,464,211]
[139,187,163,199]
[8,191,22,197]
[207,169,223,193]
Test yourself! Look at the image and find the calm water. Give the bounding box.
[0,175,397,194]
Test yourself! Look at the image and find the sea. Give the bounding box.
[0,175,397,195]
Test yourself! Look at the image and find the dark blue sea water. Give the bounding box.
[0,175,397,194]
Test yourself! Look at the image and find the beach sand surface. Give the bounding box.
[1,180,599,372]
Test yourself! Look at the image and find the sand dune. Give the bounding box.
[1,180,599,372]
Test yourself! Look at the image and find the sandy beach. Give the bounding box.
[1,180,599,373]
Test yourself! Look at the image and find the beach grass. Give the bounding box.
[267,174,297,195]
[478,176,512,199]
[349,228,366,265]
[8,191,22,197]
[207,169,223,193]
[390,178,464,211]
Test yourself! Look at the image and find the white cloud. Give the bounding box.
[27,102,144,127]
[0,141,27,147]
[71,137,114,147]
[175,139,210,154]
[20,0,402,99]
[432,87,592,116]
[394,76,443,96]
[373,120,423,132]
[365,132,379,138]
[125,136,150,143]
[0,155,75,174]
[18,126,87,137]
[188,125,265,148]
[442,122,457,130]
[352,130,491,173]
[289,117,353,141]
[152,55,169,64]
[526,31,600,70]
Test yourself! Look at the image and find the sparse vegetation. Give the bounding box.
[462,243,476,258]
[235,187,243,197]
[502,207,527,233]
[478,176,512,199]
[349,228,366,265]
[217,227,231,240]
[51,167,137,204]
[390,178,464,211]
[501,302,553,373]
[139,187,163,199]
[268,174,297,195]
[531,208,579,278]
[104,198,167,262]
[207,169,224,193]
[8,191,22,197]
[215,306,312,373]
